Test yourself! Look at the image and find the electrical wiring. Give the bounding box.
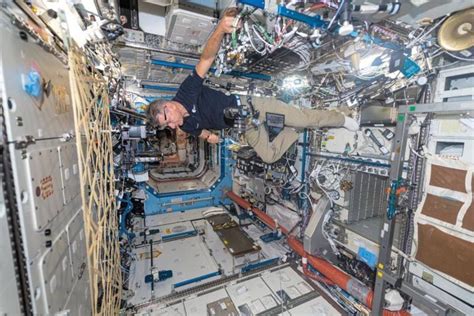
[279,27,299,48]
[429,47,443,57]
[310,161,335,208]
[299,191,315,211]
[442,50,474,62]
[327,0,345,30]
[304,2,328,13]
[407,15,449,48]
[331,40,351,65]
[408,141,425,159]
[231,15,241,49]
[244,21,266,55]
[351,72,384,81]
[251,24,274,48]
[433,60,460,69]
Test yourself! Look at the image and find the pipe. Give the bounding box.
[227,191,371,304]
[227,191,289,235]
[305,3,327,12]
[141,84,179,92]
[150,59,272,81]
[115,42,201,60]
[287,235,373,306]
[352,3,401,15]
[302,258,335,285]
[226,191,410,314]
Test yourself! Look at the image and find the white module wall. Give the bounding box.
[0,11,90,315]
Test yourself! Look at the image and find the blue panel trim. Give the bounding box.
[144,140,234,214]
[259,232,282,243]
[238,0,265,9]
[152,189,206,197]
[401,57,421,78]
[162,230,197,241]
[277,6,327,29]
[150,58,271,81]
[144,96,174,102]
[117,195,136,240]
[361,34,403,51]
[241,257,279,273]
[226,70,271,81]
[173,271,221,288]
[141,85,179,92]
[357,247,377,269]
[150,59,196,70]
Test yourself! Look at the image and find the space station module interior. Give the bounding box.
[2,0,474,315]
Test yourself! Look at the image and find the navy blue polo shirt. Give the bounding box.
[173,70,237,136]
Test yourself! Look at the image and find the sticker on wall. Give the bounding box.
[37,175,54,200]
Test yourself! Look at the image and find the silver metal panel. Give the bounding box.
[346,172,388,224]
[409,262,474,308]
[412,275,473,316]
[65,274,91,316]
[261,267,313,301]
[59,143,80,206]
[127,236,221,305]
[183,288,229,315]
[26,147,64,231]
[360,0,473,27]
[287,296,341,316]
[248,178,266,202]
[39,230,74,314]
[144,206,209,227]
[66,210,87,279]
[136,302,186,316]
[0,11,89,315]
[165,6,215,46]
[398,101,474,114]
[304,197,335,259]
[433,64,474,103]
[226,276,279,314]
[0,46,72,142]
[338,216,383,244]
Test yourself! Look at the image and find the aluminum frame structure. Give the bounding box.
[372,100,474,315]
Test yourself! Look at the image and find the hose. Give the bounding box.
[226,191,411,315]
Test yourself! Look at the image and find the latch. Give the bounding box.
[14,135,36,149]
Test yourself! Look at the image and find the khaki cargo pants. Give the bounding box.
[244,97,345,163]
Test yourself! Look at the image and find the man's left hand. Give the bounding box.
[207,134,220,144]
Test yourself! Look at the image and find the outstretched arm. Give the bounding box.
[195,8,239,78]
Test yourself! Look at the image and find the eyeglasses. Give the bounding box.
[163,107,168,123]
[156,106,168,128]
